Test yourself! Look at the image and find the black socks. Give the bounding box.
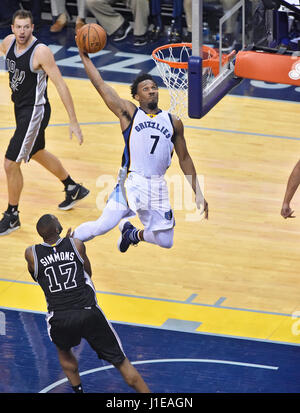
[61,175,77,191]
[6,204,18,214]
[72,383,84,393]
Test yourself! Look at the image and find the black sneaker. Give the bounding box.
[111,20,132,42]
[0,211,21,236]
[117,221,140,253]
[149,25,164,42]
[58,184,90,210]
[169,30,182,43]
[183,31,192,43]
[133,34,147,47]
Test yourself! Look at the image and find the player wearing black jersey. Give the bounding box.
[25,214,150,393]
[0,9,89,236]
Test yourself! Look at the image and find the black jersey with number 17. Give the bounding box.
[31,238,96,312]
[5,37,49,108]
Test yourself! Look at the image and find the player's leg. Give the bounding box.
[56,347,84,393]
[118,222,174,252]
[118,174,174,251]
[73,180,134,241]
[118,205,175,252]
[116,358,150,393]
[0,158,22,235]
[83,305,150,393]
[33,149,90,210]
[73,197,131,242]
[48,309,85,393]
[32,149,69,180]
[30,101,67,181]
[141,227,174,249]
[4,158,23,206]
[47,309,84,393]
[0,104,34,235]
[30,103,89,210]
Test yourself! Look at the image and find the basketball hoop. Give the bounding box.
[152,43,235,119]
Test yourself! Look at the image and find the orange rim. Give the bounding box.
[152,43,219,69]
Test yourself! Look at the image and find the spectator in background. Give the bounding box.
[50,0,87,33]
[86,0,149,46]
[220,0,239,50]
[169,0,192,43]
[131,0,149,46]
[0,0,19,28]
[149,0,165,41]
[30,0,42,30]
[149,0,191,43]
[183,0,192,42]
[0,0,42,30]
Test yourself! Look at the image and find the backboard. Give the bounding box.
[188,0,246,119]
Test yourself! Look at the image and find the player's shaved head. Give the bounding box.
[36,214,62,240]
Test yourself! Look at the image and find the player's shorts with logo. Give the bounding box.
[108,171,175,232]
[5,102,51,163]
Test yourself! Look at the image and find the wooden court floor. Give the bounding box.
[1,73,300,344]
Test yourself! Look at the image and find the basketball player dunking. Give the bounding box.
[25,214,150,393]
[0,10,89,236]
[72,44,208,252]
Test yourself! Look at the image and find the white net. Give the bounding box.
[152,44,215,119]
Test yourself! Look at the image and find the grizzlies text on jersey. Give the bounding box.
[122,108,175,178]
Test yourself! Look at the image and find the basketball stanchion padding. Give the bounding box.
[234,51,300,86]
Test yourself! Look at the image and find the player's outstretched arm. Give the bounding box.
[76,47,135,125]
[34,45,83,145]
[173,117,208,219]
[281,160,300,218]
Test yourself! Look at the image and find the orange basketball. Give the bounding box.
[76,23,107,53]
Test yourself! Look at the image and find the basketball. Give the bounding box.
[76,23,107,54]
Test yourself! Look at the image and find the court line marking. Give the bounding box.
[0,122,299,141]
[0,277,294,317]
[185,294,198,303]
[39,358,279,393]
[214,297,227,306]
[1,306,299,347]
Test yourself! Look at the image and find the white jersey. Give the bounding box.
[122,108,175,178]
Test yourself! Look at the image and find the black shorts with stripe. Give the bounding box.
[47,305,126,366]
[5,102,51,163]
